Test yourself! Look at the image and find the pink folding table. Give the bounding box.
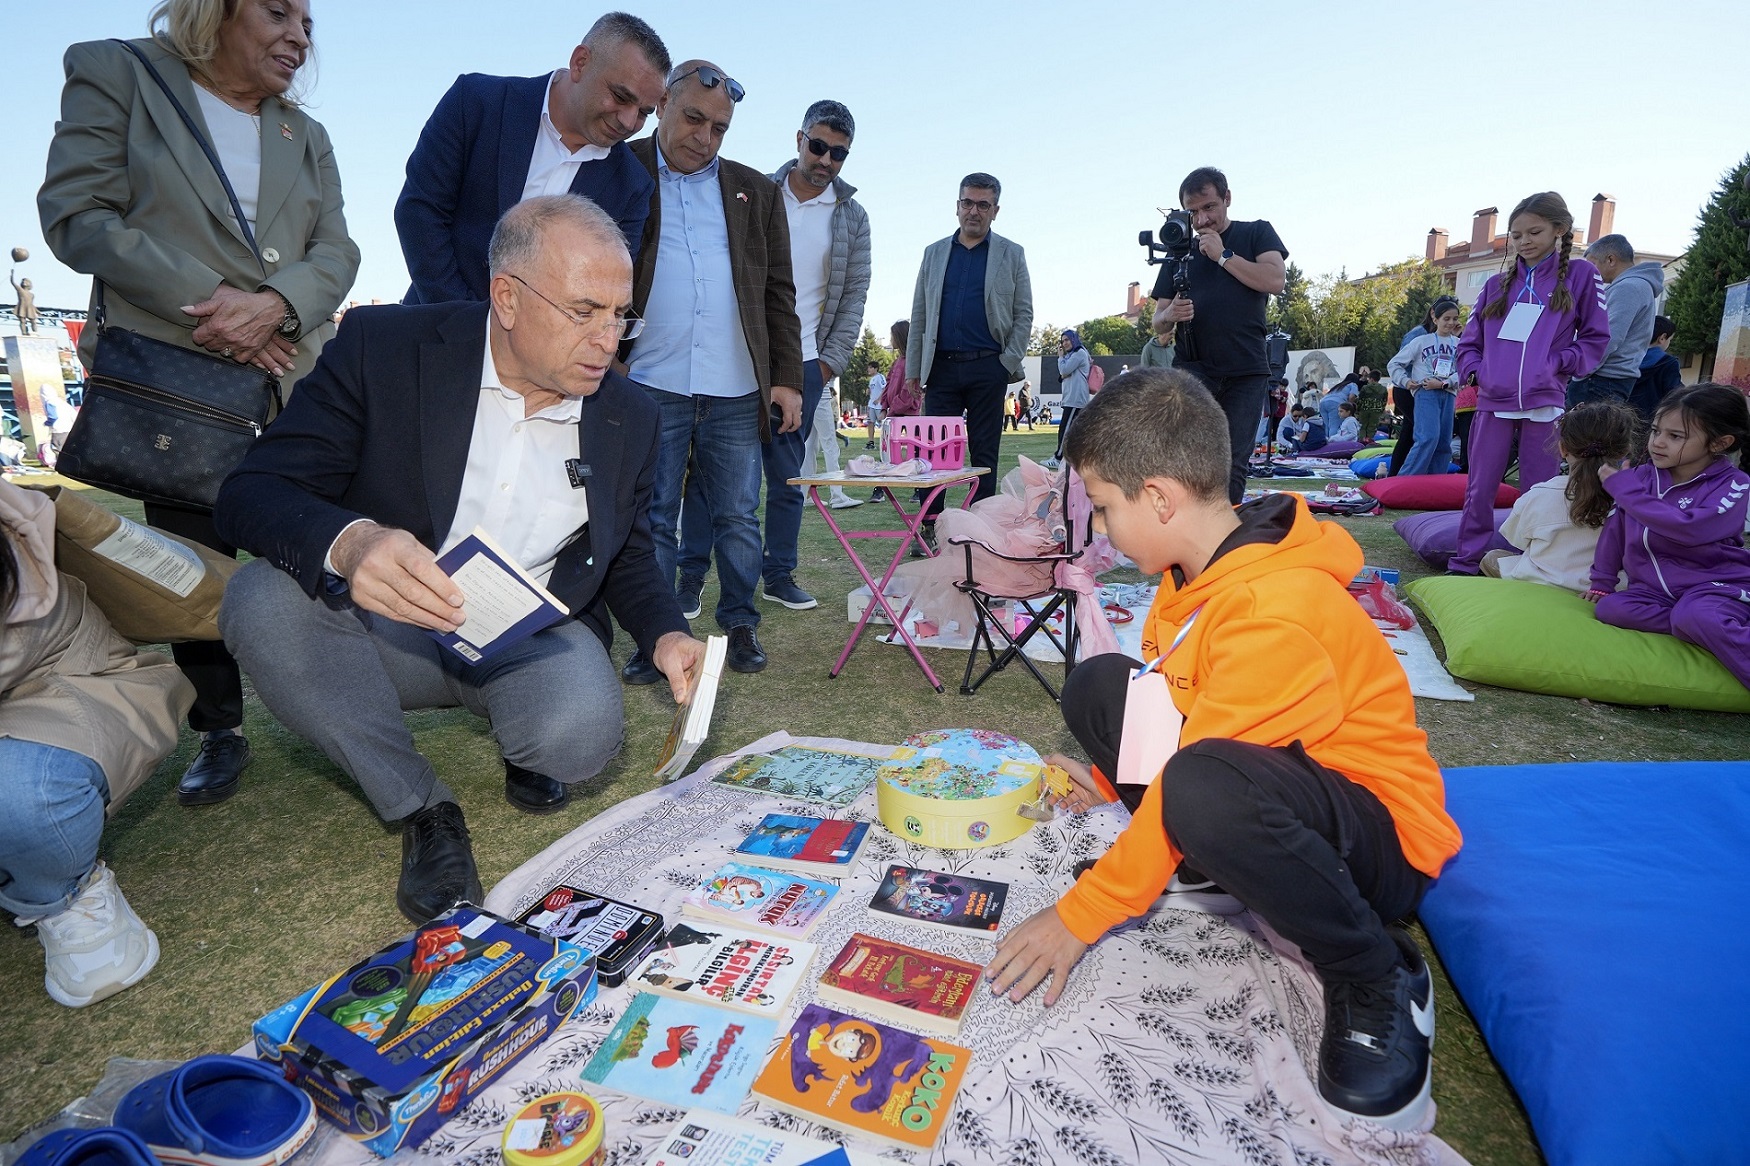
[790,467,988,692]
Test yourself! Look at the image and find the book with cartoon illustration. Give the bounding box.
[867,864,1008,935]
[626,922,815,1017]
[681,862,838,939]
[708,745,888,808]
[816,933,980,1038]
[580,992,775,1115]
[733,813,870,873]
[750,1003,972,1151]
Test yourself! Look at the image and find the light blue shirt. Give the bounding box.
[626,142,759,399]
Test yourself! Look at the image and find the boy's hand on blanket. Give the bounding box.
[1581,588,1608,604]
[1043,753,1109,813]
[985,906,1089,1007]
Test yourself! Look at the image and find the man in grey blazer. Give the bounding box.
[906,173,1032,527]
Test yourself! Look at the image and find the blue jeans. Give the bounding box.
[1399,389,1457,477]
[648,388,763,631]
[1319,395,1343,439]
[1565,373,1636,409]
[0,739,109,917]
[679,362,825,590]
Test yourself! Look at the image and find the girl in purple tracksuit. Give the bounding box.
[1449,192,1610,574]
[1586,384,1750,689]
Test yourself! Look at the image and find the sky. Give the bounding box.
[3,0,1746,342]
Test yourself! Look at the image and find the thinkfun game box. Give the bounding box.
[254,905,597,1156]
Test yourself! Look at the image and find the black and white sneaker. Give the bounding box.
[1159,870,1245,916]
[1317,927,1435,1131]
[763,579,818,610]
[676,587,703,621]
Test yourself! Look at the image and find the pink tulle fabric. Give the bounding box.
[890,457,1122,656]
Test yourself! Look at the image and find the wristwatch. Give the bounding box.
[1218,249,1235,268]
[272,290,301,340]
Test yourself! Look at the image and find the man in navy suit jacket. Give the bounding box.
[216,196,701,924]
[395,13,669,304]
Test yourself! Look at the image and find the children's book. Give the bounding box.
[626,922,814,1017]
[816,933,980,1038]
[654,635,729,781]
[640,1109,856,1166]
[750,1003,972,1151]
[867,865,1008,935]
[733,814,869,873]
[428,527,568,664]
[580,992,775,1115]
[681,863,837,939]
[708,745,888,808]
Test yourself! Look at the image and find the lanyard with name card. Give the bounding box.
[1498,255,1550,344]
[1115,606,1203,790]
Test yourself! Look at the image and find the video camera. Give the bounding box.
[1139,208,1194,302]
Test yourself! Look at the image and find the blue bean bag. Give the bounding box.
[1421,762,1750,1166]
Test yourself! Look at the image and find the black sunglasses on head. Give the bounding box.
[805,136,849,162]
[668,65,745,103]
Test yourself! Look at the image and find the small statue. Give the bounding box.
[9,269,38,335]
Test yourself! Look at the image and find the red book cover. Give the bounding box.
[817,933,979,1034]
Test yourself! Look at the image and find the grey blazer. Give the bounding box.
[907,230,1033,387]
[38,38,361,389]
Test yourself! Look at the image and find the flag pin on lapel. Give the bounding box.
[736,192,748,202]
[280,122,294,140]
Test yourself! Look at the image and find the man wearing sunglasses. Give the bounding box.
[396,13,670,305]
[672,100,870,614]
[618,61,804,678]
[215,195,702,924]
[906,174,1034,537]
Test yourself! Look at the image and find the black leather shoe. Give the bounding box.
[505,759,569,814]
[176,730,252,806]
[726,625,767,673]
[621,651,661,685]
[397,801,484,925]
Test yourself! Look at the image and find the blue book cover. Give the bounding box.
[733,814,869,871]
[427,527,569,665]
[580,992,776,1115]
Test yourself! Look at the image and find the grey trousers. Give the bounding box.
[220,560,624,822]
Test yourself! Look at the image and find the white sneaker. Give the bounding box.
[36,861,160,1007]
[828,494,864,509]
[1159,871,1246,916]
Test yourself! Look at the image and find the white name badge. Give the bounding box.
[1498,301,1544,343]
[1116,668,1185,789]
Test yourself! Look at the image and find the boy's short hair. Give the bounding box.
[1653,314,1675,341]
[1064,369,1230,503]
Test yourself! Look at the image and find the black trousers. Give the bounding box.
[143,501,245,733]
[1387,386,1417,477]
[923,352,1007,518]
[1453,410,1474,473]
[1053,406,1080,459]
[1177,365,1269,505]
[1061,654,1425,982]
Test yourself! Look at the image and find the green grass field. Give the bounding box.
[3,428,1743,1159]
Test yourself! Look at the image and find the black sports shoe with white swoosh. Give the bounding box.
[1317,927,1434,1130]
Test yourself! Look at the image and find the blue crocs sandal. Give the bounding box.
[17,1128,161,1166]
[113,1055,315,1166]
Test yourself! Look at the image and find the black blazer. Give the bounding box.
[394,73,654,304]
[213,302,688,656]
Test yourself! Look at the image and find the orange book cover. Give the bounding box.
[750,1003,971,1151]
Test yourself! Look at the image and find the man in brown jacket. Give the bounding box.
[618,61,803,677]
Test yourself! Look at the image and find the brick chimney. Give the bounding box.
[1589,194,1616,245]
[1125,281,1142,316]
[1471,208,1498,254]
[1426,228,1449,262]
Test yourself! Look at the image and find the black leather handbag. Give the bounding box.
[55,40,281,513]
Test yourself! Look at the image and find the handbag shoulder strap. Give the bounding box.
[112,39,266,274]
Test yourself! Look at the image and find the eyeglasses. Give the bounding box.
[957,198,996,213]
[508,274,645,341]
[805,136,849,162]
[666,65,745,103]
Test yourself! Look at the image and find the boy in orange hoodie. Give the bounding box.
[984,369,1462,1130]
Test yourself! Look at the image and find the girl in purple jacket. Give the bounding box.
[1586,384,1750,689]
[1448,192,1610,574]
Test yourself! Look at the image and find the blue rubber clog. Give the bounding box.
[16,1128,160,1166]
[113,1056,315,1166]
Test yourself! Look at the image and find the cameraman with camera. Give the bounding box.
[1147,167,1288,502]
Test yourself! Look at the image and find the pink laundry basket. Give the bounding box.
[885,416,967,469]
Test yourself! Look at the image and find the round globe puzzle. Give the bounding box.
[875,728,1044,849]
[10,247,27,263]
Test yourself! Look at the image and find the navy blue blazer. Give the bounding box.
[394,73,654,304]
[213,302,689,658]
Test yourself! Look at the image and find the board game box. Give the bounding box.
[515,884,665,986]
[253,906,597,1156]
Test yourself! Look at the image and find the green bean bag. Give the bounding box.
[1404,576,1750,712]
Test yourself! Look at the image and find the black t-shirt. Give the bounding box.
[1150,218,1288,380]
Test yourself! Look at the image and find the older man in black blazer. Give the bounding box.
[215,195,701,923]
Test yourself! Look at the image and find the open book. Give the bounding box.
[427,527,568,664]
[654,634,728,781]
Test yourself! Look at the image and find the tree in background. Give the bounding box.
[1027,324,1063,356]
[1073,312,1152,356]
[838,326,892,410]
[1665,154,1750,363]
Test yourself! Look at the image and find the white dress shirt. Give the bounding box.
[520,71,612,202]
[781,176,837,365]
[193,86,261,229]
